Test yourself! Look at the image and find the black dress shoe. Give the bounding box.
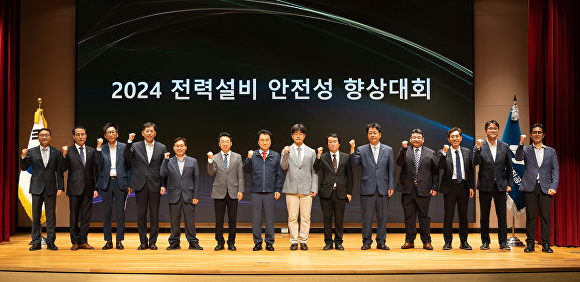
[103,241,113,250]
[29,243,42,251]
[215,244,225,251]
[228,244,236,251]
[499,243,511,250]
[253,243,262,251]
[335,243,344,251]
[290,243,298,250]
[300,243,308,250]
[460,242,472,250]
[443,243,452,250]
[29,240,34,245]
[116,241,124,250]
[377,244,390,250]
[323,243,333,250]
[46,243,58,250]
[189,242,203,250]
[166,244,181,250]
[480,242,490,250]
[361,244,371,250]
[542,244,553,253]
[524,244,535,253]
[149,244,158,250]
[266,243,274,251]
[138,243,148,250]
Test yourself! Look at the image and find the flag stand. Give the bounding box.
[506,214,524,246]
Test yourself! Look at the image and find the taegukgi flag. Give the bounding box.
[18,108,49,223]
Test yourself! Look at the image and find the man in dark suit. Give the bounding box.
[20,128,64,251]
[95,123,132,250]
[243,129,283,251]
[473,120,514,250]
[437,127,475,250]
[349,123,394,250]
[313,133,353,250]
[516,123,559,253]
[396,129,439,250]
[61,126,99,251]
[160,137,203,250]
[207,132,244,251]
[124,121,167,250]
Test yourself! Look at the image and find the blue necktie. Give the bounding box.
[79,146,86,167]
[224,153,228,170]
[414,148,420,181]
[455,149,462,182]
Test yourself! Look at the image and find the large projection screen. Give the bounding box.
[76,0,475,224]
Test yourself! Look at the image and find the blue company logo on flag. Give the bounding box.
[502,97,526,214]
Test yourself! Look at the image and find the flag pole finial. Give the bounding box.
[37,98,42,109]
[513,95,517,102]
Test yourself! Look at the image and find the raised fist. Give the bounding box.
[443,144,449,154]
[476,139,483,149]
[207,151,213,159]
[284,146,290,154]
[96,138,103,147]
[402,141,408,148]
[164,152,170,159]
[520,135,527,144]
[128,133,136,141]
[349,140,355,148]
[317,147,323,155]
[248,150,254,158]
[21,148,28,158]
[62,146,68,156]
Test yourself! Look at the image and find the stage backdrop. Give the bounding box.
[76,0,474,224]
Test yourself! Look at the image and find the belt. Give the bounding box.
[110,175,117,179]
[537,180,540,184]
[452,179,464,184]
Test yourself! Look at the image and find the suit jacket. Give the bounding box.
[124,140,167,192]
[473,140,514,192]
[160,155,199,204]
[280,144,318,195]
[20,145,65,195]
[396,146,439,196]
[95,142,132,191]
[61,144,98,197]
[515,144,559,193]
[208,151,245,199]
[313,151,353,200]
[437,147,475,194]
[242,150,283,193]
[349,143,394,196]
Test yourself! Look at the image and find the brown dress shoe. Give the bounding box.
[71,244,79,251]
[423,243,433,250]
[79,243,94,250]
[102,241,113,250]
[401,242,415,249]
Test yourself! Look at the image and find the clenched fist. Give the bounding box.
[402,141,408,148]
[62,146,68,156]
[96,138,103,148]
[443,145,449,154]
[284,146,290,154]
[248,150,254,158]
[520,135,527,145]
[476,139,483,149]
[128,133,136,142]
[317,147,323,158]
[21,148,28,158]
[164,152,170,159]
[207,151,213,159]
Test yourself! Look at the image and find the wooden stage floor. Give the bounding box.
[1,232,579,281]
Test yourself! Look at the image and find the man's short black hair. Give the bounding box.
[291,124,306,135]
[530,123,545,133]
[410,128,424,137]
[326,133,340,144]
[72,125,87,135]
[38,128,51,136]
[258,129,272,139]
[218,132,232,142]
[447,127,462,137]
[366,123,381,133]
[485,120,500,131]
[103,123,118,134]
[173,137,187,146]
[142,122,157,132]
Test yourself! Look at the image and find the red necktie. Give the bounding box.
[262,151,267,160]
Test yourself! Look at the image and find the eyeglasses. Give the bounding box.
[105,130,117,135]
[38,134,50,138]
[531,131,543,135]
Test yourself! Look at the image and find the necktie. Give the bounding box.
[42,148,48,167]
[297,147,302,164]
[332,153,337,172]
[262,151,267,160]
[79,146,86,167]
[414,148,420,181]
[455,149,462,182]
[224,153,229,170]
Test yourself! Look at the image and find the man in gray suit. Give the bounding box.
[160,137,203,250]
[349,123,395,250]
[20,128,64,251]
[207,132,244,251]
[281,124,318,250]
[516,123,559,253]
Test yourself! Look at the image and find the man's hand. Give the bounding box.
[402,141,408,148]
[388,189,394,197]
[160,187,166,194]
[430,190,437,196]
[443,145,449,154]
[207,151,213,160]
[237,192,243,201]
[21,148,28,158]
[349,140,355,154]
[57,190,63,196]
[127,188,132,194]
[506,186,512,192]
[469,189,474,198]
[476,139,483,149]
[274,192,280,200]
[128,133,136,142]
[93,191,99,198]
[548,189,556,196]
[192,199,199,205]
[97,138,103,148]
[62,146,68,157]
[284,146,290,154]
[164,152,170,159]
[317,147,323,159]
[347,194,352,202]
[248,150,254,158]
[520,135,527,145]
[310,192,317,197]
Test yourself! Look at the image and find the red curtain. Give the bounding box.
[0,0,19,243]
[529,0,580,247]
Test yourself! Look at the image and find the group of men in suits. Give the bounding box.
[20,120,559,253]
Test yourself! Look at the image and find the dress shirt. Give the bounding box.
[487,139,497,162]
[145,141,155,163]
[292,144,304,163]
[534,144,545,180]
[450,147,465,180]
[75,143,86,164]
[177,156,185,175]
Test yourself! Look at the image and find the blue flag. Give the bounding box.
[501,97,526,214]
